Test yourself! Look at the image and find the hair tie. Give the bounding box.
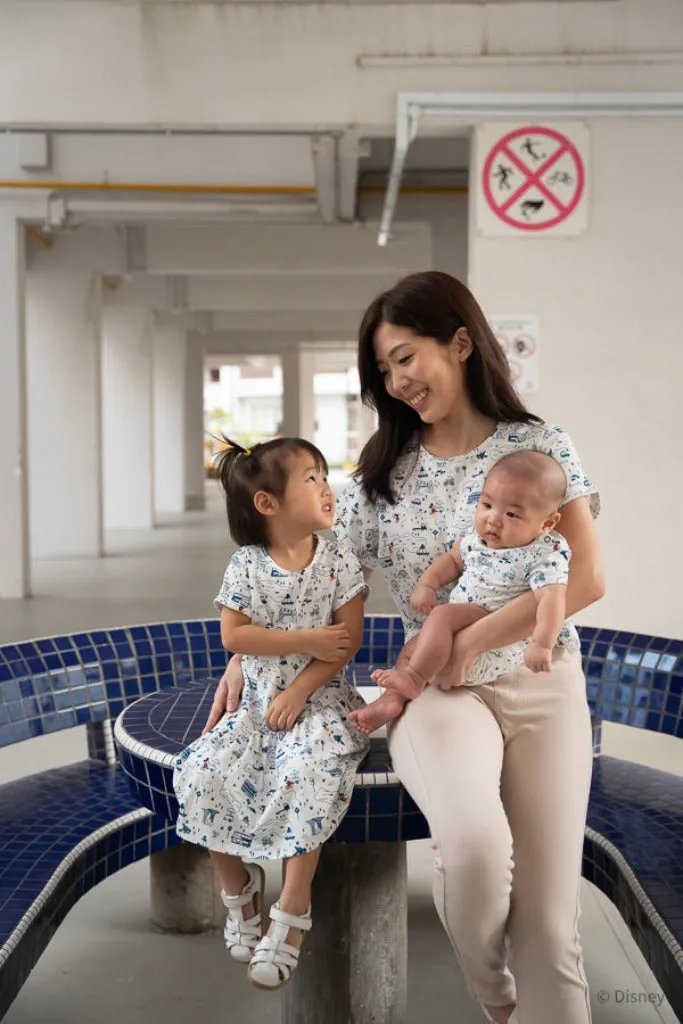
[243,448,251,457]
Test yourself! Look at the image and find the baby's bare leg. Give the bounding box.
[352,606,488,735]
[372,604,487,698]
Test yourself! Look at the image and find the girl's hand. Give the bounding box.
[410,584,437,615]
[265,688,307,732]
[305,625,351,662]
[202,654,244,733]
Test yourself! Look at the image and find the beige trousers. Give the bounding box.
[388,648,593,1024]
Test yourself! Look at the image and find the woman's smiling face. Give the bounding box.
[373,322,470,425]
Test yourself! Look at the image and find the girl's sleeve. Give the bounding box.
[332,545,370,611]
[332,479,381,570]
[214,548,252,615]
[538,425,600,518]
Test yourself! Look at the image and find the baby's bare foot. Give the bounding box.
[370,666,425,700]
[349,691,409,734]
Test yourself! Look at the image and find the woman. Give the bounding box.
[207,271,604,1024]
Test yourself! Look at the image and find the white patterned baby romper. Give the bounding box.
[334,421,600,685]
[173,535,370,860]
[449,527,571,683]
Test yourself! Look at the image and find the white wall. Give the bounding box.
[102,309,154,531]
[25,260,103,559]
[359,192,469,282]
[2,1,683,128]
[470,117,683,640]
[153,327,186,516]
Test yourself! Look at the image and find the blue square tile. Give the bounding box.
[336,818,366,843]
[670,675,683,695]
[666,694,682,716]
[617,685,633,705]
[369,818,399,842]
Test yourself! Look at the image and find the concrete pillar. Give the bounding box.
[102,308,154,530]
[150,844,224,933]
[152,326,186,516]
[184,333,206,511]
[25,263,103,559]
[280,347,316,441]
[282,841,408,1024]
[0,213,29,597]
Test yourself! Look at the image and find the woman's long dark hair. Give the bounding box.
[357,271,542,503]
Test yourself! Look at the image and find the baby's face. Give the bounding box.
[474,470,558,550]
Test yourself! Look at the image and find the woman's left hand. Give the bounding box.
[265,688,307,732]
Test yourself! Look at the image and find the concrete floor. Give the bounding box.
[1,484,680,1024]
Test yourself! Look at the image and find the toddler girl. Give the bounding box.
[174,437,369,990]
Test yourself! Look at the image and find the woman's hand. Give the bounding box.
[202,654,245,733]
[265,688,307,732]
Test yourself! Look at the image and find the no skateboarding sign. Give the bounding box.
[477,123,588,237]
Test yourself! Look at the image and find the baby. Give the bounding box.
[350,450,571,735]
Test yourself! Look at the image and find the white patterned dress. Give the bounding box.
[334,421,599,686]
[173,536,370,860]
[448,527,571,683]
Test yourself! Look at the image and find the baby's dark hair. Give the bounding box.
[214,436,329,547]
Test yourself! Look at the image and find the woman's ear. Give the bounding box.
[453,327,473,363]
[253,490,279,517]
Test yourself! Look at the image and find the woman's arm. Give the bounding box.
[438,496,604,685]
[265,594,365,731]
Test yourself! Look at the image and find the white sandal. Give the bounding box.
[220,862,265,963]
[247,901,312,990]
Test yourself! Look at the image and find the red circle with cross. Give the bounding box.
[482,126,585,231]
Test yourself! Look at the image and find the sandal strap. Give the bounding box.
[250,935,301,979]
[221,863,262,909]
[269,903,313,933]
[225,910,261,939]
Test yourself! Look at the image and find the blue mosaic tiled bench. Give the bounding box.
[1,619,682,1021]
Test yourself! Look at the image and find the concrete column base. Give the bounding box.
[150,843,224,933]
[281,841,408,1024]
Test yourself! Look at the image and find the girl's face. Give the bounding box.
[373,322,469,425]
[279,450,335,533]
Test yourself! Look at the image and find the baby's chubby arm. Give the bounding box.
[410,540,465,615]
[524,584,568,672]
